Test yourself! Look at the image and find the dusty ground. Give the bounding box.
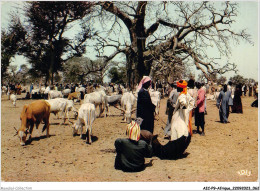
[1,93,258,182]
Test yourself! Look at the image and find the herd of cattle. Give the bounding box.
[2,82,226,146]
[3,84,161,146]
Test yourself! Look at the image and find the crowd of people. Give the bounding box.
[114,76,258,172]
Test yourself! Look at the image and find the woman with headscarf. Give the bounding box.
[136,76,156,134]
[216,84,233,123]
[114,121,153,172]
[170,80,195,141]
[232,84,243,113]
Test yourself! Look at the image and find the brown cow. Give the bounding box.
[17,100,51,146]
[68,92,81,101]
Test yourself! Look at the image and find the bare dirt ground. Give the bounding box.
[1,93,258,182]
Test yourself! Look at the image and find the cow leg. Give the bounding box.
[88,125,92,144]
[36,122,40,129]
[28,122,34,142]
[62,110,66,124]
[56,112,60,119]
[79,125,83,139]
[104,104,108,118]
[99,104,102,117]
[66,110,71,124]
[86,128,89,144]
[43,117,50,138]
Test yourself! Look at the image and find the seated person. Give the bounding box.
[114,121,153,172]
[251,100,258,107]
[140,129,191,160]
[152,134,191,160]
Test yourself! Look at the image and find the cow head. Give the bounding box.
[124,102,136,124]
[72,120,81,136]
[18,129,29,146]
[72,107,78,119]
[18,105,35,146]
[14,126,29,146]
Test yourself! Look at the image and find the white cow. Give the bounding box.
[84,90,107,117]
[119,92,136,123]
[73,103,96,144]
[10,94,17,107]
[48,90,63,100]
[62,89,71,97]
[45,98,67,124]
[1,86,7,95]
[64,99,78,121]
[75,86,85,93]
[44,86,51,94]
[106,94,122,116]
[46,98,77,124]
[31,89,40,95]
[149,89,161,115]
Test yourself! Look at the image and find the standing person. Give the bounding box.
[227,81,233,112]
[201,83,207,115]
[16,82,22,95]
[251,86,258,107]
[253,83,257,97]
[170,80,194,141]
[194,82,206,135]
[136,76,156,134]
[164,82,179,137]
[30,83,34,94]
[114,121,153,172]
[216,84,233,123]
[249,84,253,97]
[232,84,243,113]
[244,84,247,96]
[187,79,197,136]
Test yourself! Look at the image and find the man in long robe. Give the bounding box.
[195,82,206,135]
[151,80,194,160]
[136,76,156,134]
[164,82,179,137]
[232,84,243,113]
[170,80,195,141]
[216,84,233,123]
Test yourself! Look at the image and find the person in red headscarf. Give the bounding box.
[170,80,195,141]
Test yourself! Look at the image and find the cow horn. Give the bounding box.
[131,108,137,114]
[13,127,18,136]
[113,105,125,113]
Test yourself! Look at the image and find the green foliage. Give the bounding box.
[12,1,95,84]
[1,18,26,81]
[229,75,247,85]
[108,66,126,84]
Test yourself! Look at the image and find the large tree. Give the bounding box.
[91,1,251,89]
[1,17,26,82]
[18,1,95,84]
[229,75,247,86]
[63,57,111,84]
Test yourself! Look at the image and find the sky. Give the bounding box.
[0,1,259,82]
